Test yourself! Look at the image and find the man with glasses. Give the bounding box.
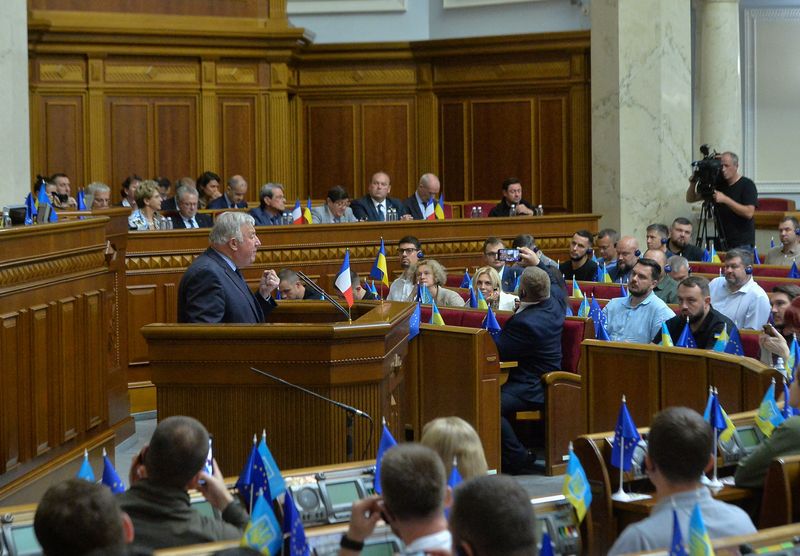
[387,236,422,301]
[482,237,523,293]
[250,182,287,226]
[171,185,212,229]
[311,185,358,223]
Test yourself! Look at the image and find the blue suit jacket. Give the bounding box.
[178,248,276,323]
[249,206,282,226]
[499,266,523,293]
[494,296,564,405]
[350,195,406,221]
[207,196,248,210]
[402,194,442,221]
[170,213,213,229]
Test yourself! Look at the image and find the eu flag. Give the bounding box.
[459,269,472,289]
[24,192,37,225]
[77,449,95,482]
[258,430,286,500]
[782,379,799,419]
[374,422,398,494]
[540,532,555,556]
[724,325,744,356]
[513,272,522,292]
[676,319,697,348]
[753,246,761,265]
[102,449,125,493]
[76,189,87,211]
[790,262,800,279]
[468,286,478,309]
[483,306,502,338]
[408,302,421,340]
[588,296,606,338]
[282,492,310,556]
[596,318,611,341]
[241,491,282,556]
[236,437,271,511]
[669,509,687,556]
[610,397,641,471]
[702,389,726,432]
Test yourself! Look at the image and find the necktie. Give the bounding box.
[191,218,197,228]
[377,203,385,221]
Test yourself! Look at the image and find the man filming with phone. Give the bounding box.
[686,151,758,250]
[481,237,522,293]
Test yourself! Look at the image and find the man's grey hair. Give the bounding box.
[519,266,550,302]
[176,185,199,202]
[259,182,284,201]
[85,181,109,207]
[725,247,753,268]
[667,255,689,273]
[722,151,739,166]
[209,211,254,245]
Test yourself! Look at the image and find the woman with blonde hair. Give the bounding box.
[420,416,488,479]
[128,180,168,230]
[472,266,518,311]
[405,259,465,307]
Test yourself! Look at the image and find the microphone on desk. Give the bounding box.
[296,270,351,321]
[250,366,374,461]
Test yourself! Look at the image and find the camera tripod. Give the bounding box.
[695,199,728,251]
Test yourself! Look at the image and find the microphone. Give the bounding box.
[295,270,351,321]
[250,366,374,461]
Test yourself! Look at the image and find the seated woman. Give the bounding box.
[128,180,167,230]
[420,417,488,479]
[196,171,222,209]
[405,259,465,307]
[473,266,518,311]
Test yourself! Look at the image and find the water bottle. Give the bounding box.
[537,204,544,216]
[776,357,786,373]
[470,206,477,218]
[388,207,396,221]
[282,212,291,225]
[509,203,517,217]
[477,206,483,217]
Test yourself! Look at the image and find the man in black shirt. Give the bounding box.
[665,217,705,261]
[687,151,758,250]
[488,177,534,217]
[559,230,598,281]
[654,275,736,349]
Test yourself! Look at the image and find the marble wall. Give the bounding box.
[0,0,30,210]
[591,0,693,240]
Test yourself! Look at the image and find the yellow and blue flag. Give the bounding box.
[562,443,592,523]
[374,421,398,494]
[434,194,445,220]
[676,318,697,349]
[611,396,641,471]
[416,282,433,304]
[77,449,95,482]
[283,492,311,556]
[241,491,282,555]
[712,324,728,352]
[602,263,612,283]
[670,508,687,556]
[237,436,272,511]
[786,335,799,378]
[572,277,584,299]
[430,298,445,325]
[102,448,125,493]
[476,287,488,310]
[369,238,390,287]
[755,380,785,437]
[662,322,674,347]
[577,296,590,318]
[303,197,313,225]
[258,430,286,501]
[709,244,721,264]
[687,502,714,556]
[702,388,736,444]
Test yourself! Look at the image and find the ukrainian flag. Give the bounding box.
[719,406,737,443]
[787,335,798,377]
[476,287,488,310]
[602,264,612,283]
[430,298,445,325]
[661,322,674,347]
[709,244,721,263]
[241,491,282,555]
[572,277,584,299]
[369,238,390,287]
[687,503,713,556]
[712,324,729,352]
[577,296,590,318]
[303,197,313,224]
[434,194,445,220]
[562,443,591,523]
[755,381,785,437]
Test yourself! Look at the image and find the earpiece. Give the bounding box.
[745,265,753,275]
[634,249,641,258]
[661,237,668,245]
[795,228,800,236]
[417,250,425,259]
[664,264,672,273]
[587,248,593,255]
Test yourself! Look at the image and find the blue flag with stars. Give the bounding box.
[258,430,286,501]
[753,246,761,265]
[468,286,478,308]
[408,302,421,341]
[610,398,640,471]
[236,439,271,511]
[588,296,606,338]
[282,492,310,556]
[25,192,37,224]
[374,422,397,494]
[596,318,611,341]
[459,269,472,289]
[241,491,282,556]
[669,509,687,556]
[102,451,125,493]
[540,532,555,556]
[790,262,800,279]
[724,325,744,355]
[676,320,697,348]
[483,306,502,338]
[702,389,726,432]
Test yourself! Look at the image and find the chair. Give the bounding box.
[462,201,497,218]
[758,198,796,211]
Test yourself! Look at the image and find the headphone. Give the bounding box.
[587,247,594,256]
[634,249,641,258]
[745,265,753,275]
[661,237,668,245]
[664,264,671,273]
[417,250,425,260]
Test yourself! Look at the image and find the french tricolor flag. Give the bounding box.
[291,199,303,224]
[424,198,436,220]
[335,250,354,307]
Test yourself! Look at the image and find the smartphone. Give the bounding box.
[199,436,213,484]
[763,324,778,337]
[496,248,521,262]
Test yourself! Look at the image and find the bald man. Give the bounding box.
[645,249,678,305]
[207,175,248,209]
[402,173,442,220]
[609,236,640,284]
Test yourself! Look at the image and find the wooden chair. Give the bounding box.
[759,454,800,528]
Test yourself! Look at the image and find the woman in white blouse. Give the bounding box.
[473,266,518,311]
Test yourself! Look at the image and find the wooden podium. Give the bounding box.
[141,301,414,473]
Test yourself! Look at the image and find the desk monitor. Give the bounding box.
[3,522,42,556]
[737,426,761,450]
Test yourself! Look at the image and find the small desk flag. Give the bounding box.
[334,250,354,307]
[483,306,502,338]
[102,448,125,493]
[258,430,286,500]
[374,421,398,494]
[611,397,641,471]
[687,503,714,556]
[755,380,785,437]
[572,277,584,299]
[430,298,445,325]
[459,269,472,289]
[369,238,390,287]
[282,492,310,556]
[563,443,592,523]
[77,449,95,482]
[676,319,697,348]
[669,509,687,556]
[241,491,282,556]
[662,322,674,347]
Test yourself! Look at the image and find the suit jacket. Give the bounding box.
[494,296,564,405]
[350,195,405,221]
[498,265,524,293]
[249,206,282,226]
[310,204,358,224]
[171,213,213,229]
[177,247,276,323]
[207,196,248,210]
[160,197,177,212]
[402,194,440,221]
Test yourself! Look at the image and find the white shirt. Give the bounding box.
[708,276,771,330]
[373,199,387,218]
[388,276,415,301]
[403,529,452,555]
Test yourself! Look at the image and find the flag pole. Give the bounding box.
[612,395,630,502]
[709,387,723,489]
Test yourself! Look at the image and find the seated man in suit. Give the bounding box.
[488,177,535,217]
[402,173,441,220]
[160,176,195,212]
[609,407,755,554]
[482,237,523,293]
[277,268,324,300]
[493,266,564,475]
[177,211,279,323]
[171,185,213,229]
[311,185,358,223]
[250,182,287,226]
[35,479,136,556]
[351,171,409,221]
[207,175,249,209]
[85,181,112,209]
[120,416,249,552]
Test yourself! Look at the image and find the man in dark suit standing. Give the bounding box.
[170,185,213,229]
[402,173,441,220]
[178,212,279,323]
[493,266,564,475]
[350,171,409,221]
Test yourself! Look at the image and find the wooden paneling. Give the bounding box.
[362,103,412,198]
[440,102,466,201]
[37,95,85,184]
[471,100,533,202]
[127,285,158,365]
[537,97,568,212]
[306,104,356,198]
[56,297,81,443]
[0,313,24,474]
[84,291,106,430]
[107,99,150,194]
[29,0,271,18]
[219,97,256,196]
[155,100,197,185]
[30,305,52,457]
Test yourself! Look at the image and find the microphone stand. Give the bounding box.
[296,270,351,322]
[250,366,374,461]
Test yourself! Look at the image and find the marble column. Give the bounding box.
[591,0,693,240]
[695,0,742,158]
[0,0,30,209]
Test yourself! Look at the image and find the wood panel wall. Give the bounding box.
[28,6,590,212]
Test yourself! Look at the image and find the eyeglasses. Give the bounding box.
[398,248,417,255]
[484,251,500,257]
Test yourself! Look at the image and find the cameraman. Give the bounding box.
[686,151,758,250]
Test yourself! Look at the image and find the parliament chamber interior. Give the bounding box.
[2,0,800,555]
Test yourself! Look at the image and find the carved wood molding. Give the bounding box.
[0,251,106,288]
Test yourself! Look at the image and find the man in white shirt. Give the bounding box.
[709,248,770,330]
[387,236,422,301]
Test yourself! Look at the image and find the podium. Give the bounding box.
[141,301,414,473]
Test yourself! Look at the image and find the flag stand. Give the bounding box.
[611,441,631,502]
[707,425,723,489]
